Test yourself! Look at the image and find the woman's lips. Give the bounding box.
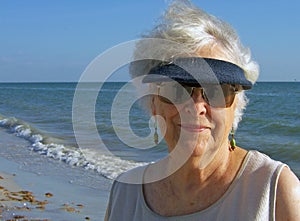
[179,124,210,133]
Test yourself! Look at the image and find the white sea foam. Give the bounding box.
[0,115,147,180]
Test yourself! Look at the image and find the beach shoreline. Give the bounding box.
[0,128,111,221]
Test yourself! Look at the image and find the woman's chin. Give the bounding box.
[179,138,219,161]
[179,140,208,158]
[191,146,206,157]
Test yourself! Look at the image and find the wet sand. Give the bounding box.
[0,128,111,221]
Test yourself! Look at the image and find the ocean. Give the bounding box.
[0,81,299,182]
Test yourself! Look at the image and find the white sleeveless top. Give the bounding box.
[106,150,285,221]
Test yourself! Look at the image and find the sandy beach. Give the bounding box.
[0,128,111,221]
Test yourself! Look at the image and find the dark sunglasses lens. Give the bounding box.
[203,85,236,108]
[158,83,192,104]
[158,83,237,108]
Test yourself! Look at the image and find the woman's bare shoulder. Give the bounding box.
[276,166,300,221]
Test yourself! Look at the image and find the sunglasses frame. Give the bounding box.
[156,82,241,108]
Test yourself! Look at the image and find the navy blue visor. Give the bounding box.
[142,57,252,90]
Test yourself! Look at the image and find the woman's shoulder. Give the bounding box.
[106,165,149,220]
[275,166,300,221]
[246,150,285,169]
[237,149,286,185]
[114,164,148,185]
[234,149,299,220]
[243,149,300,220]
[109,165,148,203]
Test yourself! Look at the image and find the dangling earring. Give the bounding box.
[154,116,158,145]
[229,127,236,151]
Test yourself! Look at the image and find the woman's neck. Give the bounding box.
[169,145,233,188]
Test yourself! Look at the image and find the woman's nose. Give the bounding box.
[184,88,209,116]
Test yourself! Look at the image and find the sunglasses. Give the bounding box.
[157,82,241,108]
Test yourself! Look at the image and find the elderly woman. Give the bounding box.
[105,1,299,220]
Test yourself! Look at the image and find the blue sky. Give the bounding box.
[1,0,299,82]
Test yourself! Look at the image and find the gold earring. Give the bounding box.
[230,127,236,151]
[154,116,158,145]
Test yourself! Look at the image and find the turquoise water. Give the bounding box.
[0,82,299,178]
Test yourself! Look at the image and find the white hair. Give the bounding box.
[130,0,259,130]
